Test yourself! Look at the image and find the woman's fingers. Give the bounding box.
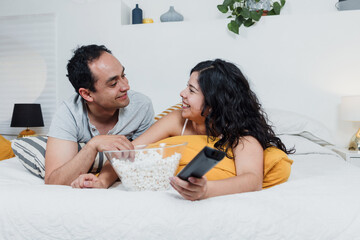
[170,176,208,201]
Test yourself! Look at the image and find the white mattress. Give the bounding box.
[1,135,360,240]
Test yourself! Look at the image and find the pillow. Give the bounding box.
[154,103,182,121]
[279,134,335,155]
[155,106,333,146]
[155,135,236,180]
[11,136,105,179]
[262,147,293,189]
[154,135,293,189]
[0,134,15,161]
[265,108,334,146]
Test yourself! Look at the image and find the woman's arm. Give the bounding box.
[132,109,185,146]
[170,136,264,200]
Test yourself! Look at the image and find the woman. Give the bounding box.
[71,59,294,200]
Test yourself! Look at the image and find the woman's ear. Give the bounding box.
[78,88,93,102]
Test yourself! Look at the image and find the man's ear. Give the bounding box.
[79,88,93,102]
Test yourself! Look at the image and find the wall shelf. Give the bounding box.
[120,0,224,25]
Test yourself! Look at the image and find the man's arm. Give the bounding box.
[44,137,97,185]
[45,135,133,186]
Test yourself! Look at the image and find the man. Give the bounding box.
[44,44,154,188]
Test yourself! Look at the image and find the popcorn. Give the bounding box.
[110,149,181,191]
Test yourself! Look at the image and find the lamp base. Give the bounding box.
[348,128,360,151]
[17,128,37,138]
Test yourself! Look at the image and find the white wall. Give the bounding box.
[1,0,359,146]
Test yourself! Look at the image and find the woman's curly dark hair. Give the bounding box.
[191,59,295,158]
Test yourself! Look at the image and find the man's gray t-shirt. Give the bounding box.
[48,90,155,143]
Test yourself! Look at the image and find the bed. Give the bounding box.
[1,110,360,239]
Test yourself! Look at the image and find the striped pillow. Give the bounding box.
[11,136,106,179]
[154,103,182,121]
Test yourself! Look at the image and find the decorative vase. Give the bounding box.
[132,4,143,24]
[247,0,271,11]
[160,6,184,22]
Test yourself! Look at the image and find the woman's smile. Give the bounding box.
[182,102,190,109]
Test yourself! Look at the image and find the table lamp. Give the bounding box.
[10,103,44,138]
[340,95,360,151]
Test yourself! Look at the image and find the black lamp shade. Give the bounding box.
[10,103,44,128]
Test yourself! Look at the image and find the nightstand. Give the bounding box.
[331,147,360,168]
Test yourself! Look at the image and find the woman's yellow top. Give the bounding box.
[155,135,293,189]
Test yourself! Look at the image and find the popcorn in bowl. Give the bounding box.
[104,142,187,191]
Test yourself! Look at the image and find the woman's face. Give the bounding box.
[180,71,206,122]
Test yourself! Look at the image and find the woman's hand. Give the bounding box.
[170,176,208,201]
[71,173,106,189]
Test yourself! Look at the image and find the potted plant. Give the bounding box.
[217,0,286,34]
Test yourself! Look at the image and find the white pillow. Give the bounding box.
[279,134,335,155]
[11,136,106,179]
[265,108,334,146]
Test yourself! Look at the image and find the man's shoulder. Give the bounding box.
[48,93,89,142]
[57,93,85,115]
[128,90,152,105]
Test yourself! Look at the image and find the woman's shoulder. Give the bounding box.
[155,109,186,136]
[238,135,261,146]
[233,135,263,155]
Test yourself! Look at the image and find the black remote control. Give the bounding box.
[177,146,226,181]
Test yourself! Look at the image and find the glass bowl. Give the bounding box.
[104,142,187,191]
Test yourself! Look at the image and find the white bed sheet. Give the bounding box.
[1,135,360,240]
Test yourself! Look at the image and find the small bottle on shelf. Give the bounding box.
[132,4,143,24]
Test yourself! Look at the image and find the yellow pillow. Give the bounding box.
[0,134,15,161]
[262,147,293,189]
[154,135,293,189]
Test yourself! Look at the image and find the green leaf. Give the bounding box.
[267,9,275,15]
[243,18,255,27]
[217,4,228,13]
[235,15,245,25]
[228,20,240,34]
[233,6,241,15]
[280,0,286,7]
[223,0,235,7]
[250,10,262,21]
[273,2,281,15]
[240,7,250,18]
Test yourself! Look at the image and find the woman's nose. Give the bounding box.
[180,88,186,98]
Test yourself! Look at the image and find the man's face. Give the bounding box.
[88,52,130,111]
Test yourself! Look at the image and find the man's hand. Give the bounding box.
[88,135,134,152]
[71,173,106,188]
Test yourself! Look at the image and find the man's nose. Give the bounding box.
[119,79,130,91]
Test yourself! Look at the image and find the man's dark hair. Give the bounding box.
[66,44,112,94]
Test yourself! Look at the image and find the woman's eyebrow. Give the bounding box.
[189,83,199,92]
